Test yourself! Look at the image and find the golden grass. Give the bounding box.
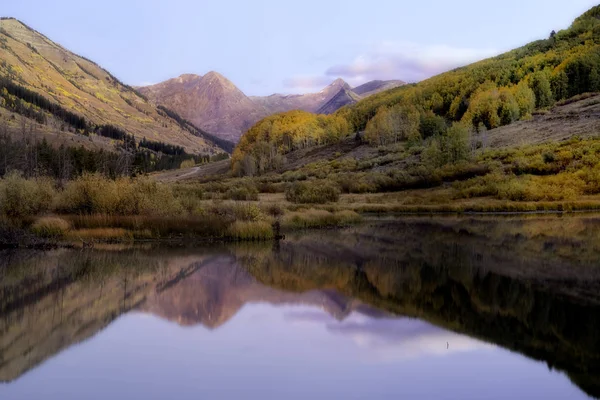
[66,228,134,241]
[30,216,70,238]
[282,209,362,230]
[228,221,274,241]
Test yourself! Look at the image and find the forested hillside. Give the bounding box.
[232,6,600,175]
[0,17,223,155]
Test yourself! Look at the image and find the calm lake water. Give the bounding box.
[1,216,599,399]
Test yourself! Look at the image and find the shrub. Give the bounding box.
[336,173,377,193]
[56,174,182,215]
[262,203,284,217]
[208,202,267,223]
[30,217,71,238]
[224,184,259,201]
[285,180,341,204]
[180,159,196,169]
[0,172,55,217]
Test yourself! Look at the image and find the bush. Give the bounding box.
[180,159,196,169]
[0,172,55,217]
[30,217,71,238]
[285,180,341,204]
[262,203,284,217]
[224,182,259,201]
[56,174,182,215]
[209,203,266,223]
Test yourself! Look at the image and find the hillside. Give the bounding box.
[352,79,406,97]
[140,75,404,142]
[333,6,600,134]
[0,18,221,154]
[231,6,600,179]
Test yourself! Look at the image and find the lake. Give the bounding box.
[1,216,599,399]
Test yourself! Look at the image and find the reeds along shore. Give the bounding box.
[0,173,363,244]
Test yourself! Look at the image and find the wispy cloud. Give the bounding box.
[326,41,499,84]
[282,41,499,92]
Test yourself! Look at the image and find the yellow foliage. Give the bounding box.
[232,110,350,176]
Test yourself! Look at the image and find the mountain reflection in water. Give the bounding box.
[1,216,599,399]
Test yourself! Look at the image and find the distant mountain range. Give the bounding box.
[139,75,405,142]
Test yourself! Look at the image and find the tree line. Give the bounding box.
[0,130,212,180]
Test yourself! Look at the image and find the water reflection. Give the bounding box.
[1,216,599,399]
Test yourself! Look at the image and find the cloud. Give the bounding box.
[285,309,493,363]
[281,41,499,92]
[326,315,493,362]
[326,41,499,85]
[282,75,338,92]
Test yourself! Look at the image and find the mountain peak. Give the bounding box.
[201,71,237,90]
[203,70,227,81]
[329,78,350,89]
[176,73,202,85]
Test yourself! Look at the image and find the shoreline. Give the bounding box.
[3,210,600,249]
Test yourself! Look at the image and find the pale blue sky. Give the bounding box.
[2,0,599,95]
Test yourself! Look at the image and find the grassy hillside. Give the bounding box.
[0,18,221,154]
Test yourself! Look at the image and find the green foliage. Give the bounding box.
[285,180,341,204]
[530,71,554,108]
[419,112,447,139]
[422,123,472,168]
[513,81,536,117]
[364,104,420,145]
[224,180,259,201]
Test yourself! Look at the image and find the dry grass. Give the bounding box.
[66,228,134,241]
[228,221,274,241]
[282,209,362,230]
[30,216,70,238]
